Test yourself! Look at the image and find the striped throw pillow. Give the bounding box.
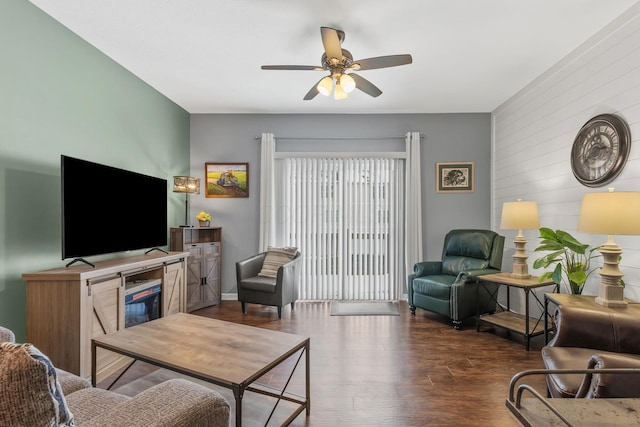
[258,246,298,278]
[0,342,75,426]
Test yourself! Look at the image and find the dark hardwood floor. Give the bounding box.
[104,300,548,426]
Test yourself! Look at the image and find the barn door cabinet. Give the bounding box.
[22,252,187,382]
[170,227,222,312]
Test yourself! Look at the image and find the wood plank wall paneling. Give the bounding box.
[492,4,640,303]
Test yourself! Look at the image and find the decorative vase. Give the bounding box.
[199,220,210,227]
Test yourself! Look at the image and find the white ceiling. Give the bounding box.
[30,0,639,114]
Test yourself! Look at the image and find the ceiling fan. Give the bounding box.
[261,26,413,100]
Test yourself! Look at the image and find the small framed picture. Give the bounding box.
[205,162,249,198]
[436,162,474,193]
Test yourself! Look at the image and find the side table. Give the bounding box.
[543,293,639,344]
[477,272,558,350]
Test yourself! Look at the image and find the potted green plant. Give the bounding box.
[532,227,602,294]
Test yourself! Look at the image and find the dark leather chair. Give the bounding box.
[407,229,505,329]
[541,305,640,398]
[236,251,301,318]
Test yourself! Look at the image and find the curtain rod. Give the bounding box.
[253,134,424,141]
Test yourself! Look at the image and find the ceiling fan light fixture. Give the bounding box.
[262,27,412,101]
[340,74,356,93]
[317,76,333,96]
[334,82,348,100]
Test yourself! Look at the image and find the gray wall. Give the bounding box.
[1,1,492,338]
[190,113,492,294]
[1,0,190,340]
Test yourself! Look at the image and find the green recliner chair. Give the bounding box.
[408,229,505,329]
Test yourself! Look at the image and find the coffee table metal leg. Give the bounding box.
[233,385,243,427]
[91,341,97,387]
[103,359,137,391]
[306,339,311,415]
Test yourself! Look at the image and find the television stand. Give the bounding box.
[23,251,188,381]
[65,258,96,268]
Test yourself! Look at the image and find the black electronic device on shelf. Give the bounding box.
[61,155,168,265]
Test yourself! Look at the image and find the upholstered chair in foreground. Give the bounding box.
[407,229,505,329]
[541,305,640,398]
[1,325,92,396]
[0,326,230,426]
[236,247,301,318]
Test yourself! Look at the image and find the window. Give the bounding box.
[274,157,405,300]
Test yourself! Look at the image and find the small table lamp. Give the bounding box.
[173,176,200,227]
[577,188,640,308]
[500,200,540,279]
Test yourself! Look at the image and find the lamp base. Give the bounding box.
[594,240,627,308]
[595,284,627,308]
[510,271,531,280]
[511,235,531,279]
[595,296,628,308]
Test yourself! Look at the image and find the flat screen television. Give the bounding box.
[61,155,168,262]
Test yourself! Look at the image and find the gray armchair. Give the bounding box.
[236,250,301,318]
[407,229,505,329]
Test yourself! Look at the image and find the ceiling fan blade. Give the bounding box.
[320,27,343,63]
[351,54,413,71]
[261,65,322,71]
[350,73,382,97]
[303,78,323,100]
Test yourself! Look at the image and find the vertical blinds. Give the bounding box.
[275,157,405,300]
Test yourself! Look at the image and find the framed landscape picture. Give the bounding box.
[205,162,249,198]
[436,162,474,193]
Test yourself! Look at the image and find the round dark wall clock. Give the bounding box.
[571,113,631,187]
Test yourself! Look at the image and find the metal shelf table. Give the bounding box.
[476,272,558,350]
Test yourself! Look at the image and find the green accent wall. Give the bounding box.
[0,0,190,340]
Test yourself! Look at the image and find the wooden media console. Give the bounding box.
[22,251,188,382]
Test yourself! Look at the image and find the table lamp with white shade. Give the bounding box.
[500,200,540,279]
[577,188,640,308]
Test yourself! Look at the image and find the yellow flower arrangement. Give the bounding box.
[196,211,211,222]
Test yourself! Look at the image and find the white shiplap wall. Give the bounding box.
[493,2,640,302]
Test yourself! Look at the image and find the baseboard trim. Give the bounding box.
[222,293,238,301]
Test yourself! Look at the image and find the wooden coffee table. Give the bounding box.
[91,313,310,426]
